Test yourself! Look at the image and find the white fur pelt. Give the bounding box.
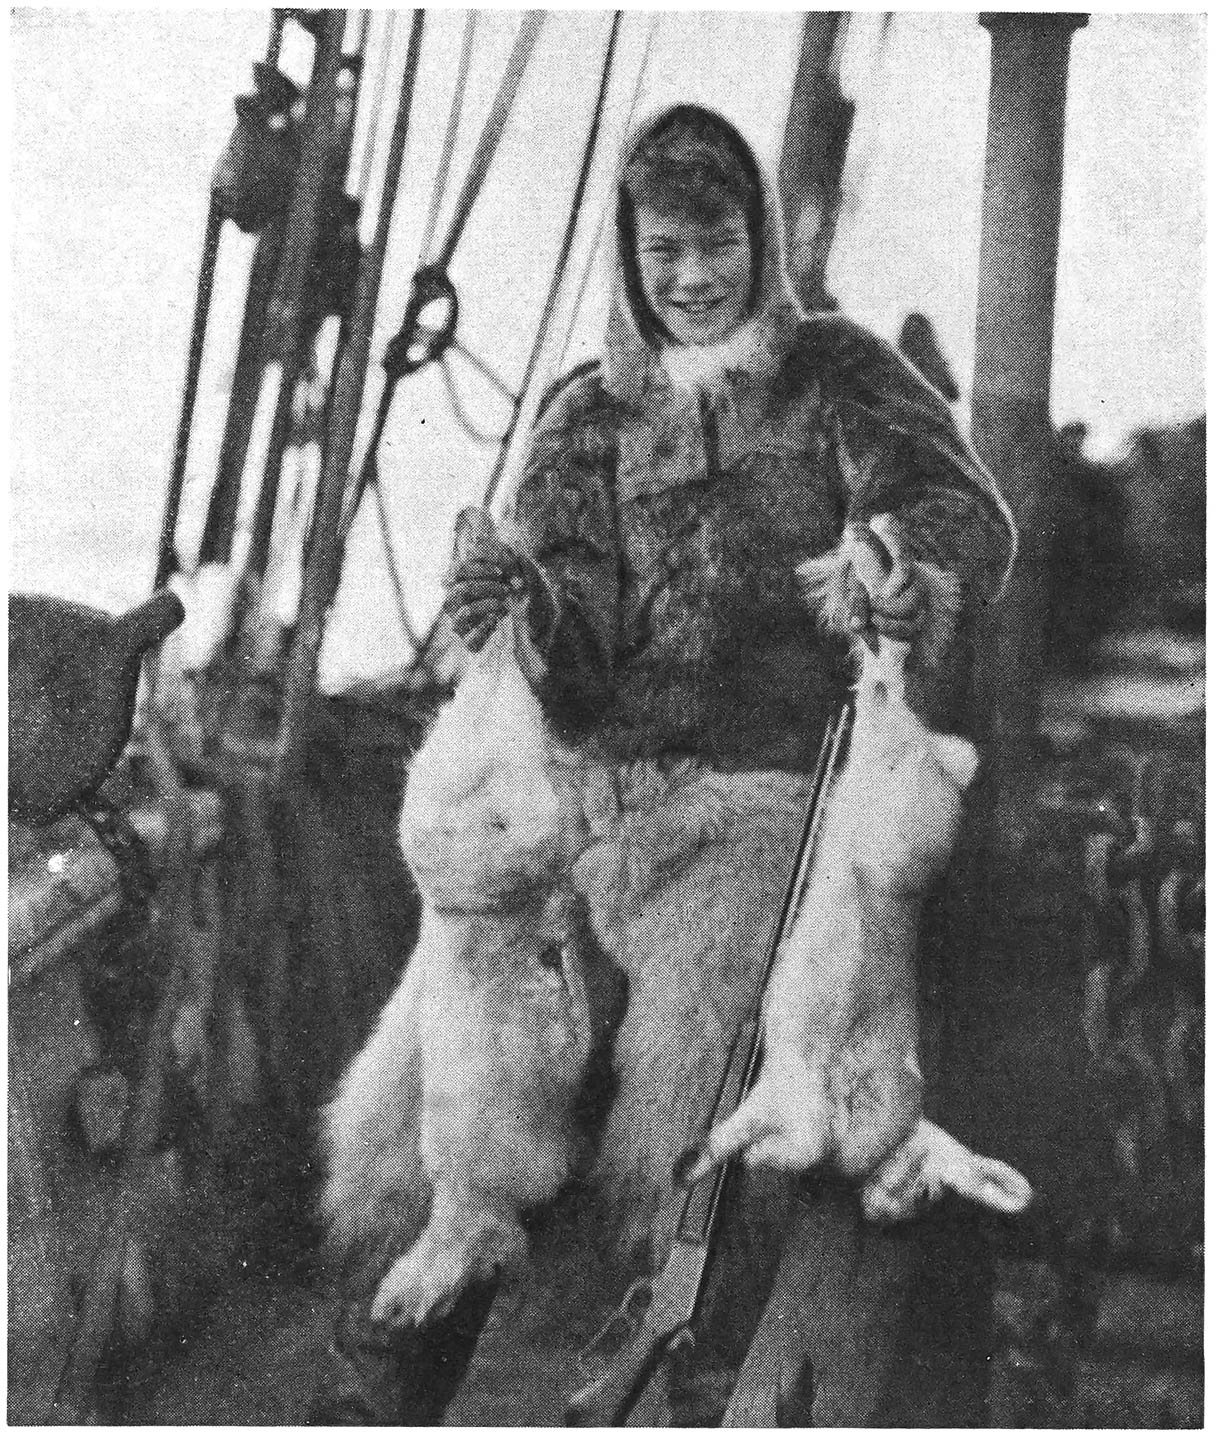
[321,888,619,1328]
[320,593,620,1329]
[659,317,766,395]
[573,760,813,1262]
[687,517,1033,1222]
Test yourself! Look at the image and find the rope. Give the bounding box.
[354,9,397,204]
[370,475,422,650]
[556,12,657,375]
[338,10,374,187]
[431,11,545,271]
[404,9,628,679]
[440,352,510,446]
[339,12,545,540]
[480,10,623,512]
[439,13,652,451]
[154,194,223,590]
[275,9,428,776]
[418,10,479,267]
[337,10,615,665]
[452,337,518,406]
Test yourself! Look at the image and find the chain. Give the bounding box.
[1038,747,1204,1190]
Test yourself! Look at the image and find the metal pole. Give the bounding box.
[152,196,223,589]
[971,12,1088,854]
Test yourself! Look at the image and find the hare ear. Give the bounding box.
[948,1154,1034,1214]
[674,1102,775,1189]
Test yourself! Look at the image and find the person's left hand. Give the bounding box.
[844,523,927,644]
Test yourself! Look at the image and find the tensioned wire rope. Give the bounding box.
[339,11,630,663]
[554,12,657,378]
[438,11,655,448]
[274,7,429,770]
[153,10,287,590]
[353,9,399,207]
[416,11,481,270]
[361,10,479,639]
[477,8,624,513]
[400,10,503,438]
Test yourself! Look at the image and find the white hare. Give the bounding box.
[321,512,622,1328]
[684,516,1032,1222]
[321,885,621,1328]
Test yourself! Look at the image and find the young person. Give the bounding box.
[448,97,1013,1222]
[321,103,1015,1424]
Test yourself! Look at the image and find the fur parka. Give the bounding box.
[509,113,1015,770]
[505,103,1016,1256]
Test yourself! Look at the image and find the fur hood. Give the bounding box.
[601,104,805,405]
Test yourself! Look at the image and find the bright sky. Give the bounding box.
[10,10,1205,686]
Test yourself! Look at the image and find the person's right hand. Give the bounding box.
[443,513,550,653]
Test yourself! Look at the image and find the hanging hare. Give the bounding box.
[321,510,623,1328]
[682,516,1032,1222]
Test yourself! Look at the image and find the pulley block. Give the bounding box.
[383,266,461,379]
[212,65,301,234]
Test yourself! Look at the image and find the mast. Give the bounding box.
[275,10,429,778]
[925,17,1090,1426]
[970,13,1089,856]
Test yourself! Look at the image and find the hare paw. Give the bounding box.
[370,1215,527,1329]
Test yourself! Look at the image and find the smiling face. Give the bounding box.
[634,201,754,347]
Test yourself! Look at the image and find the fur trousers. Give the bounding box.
[311,757,812,1423]
[573,758,812,1262]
